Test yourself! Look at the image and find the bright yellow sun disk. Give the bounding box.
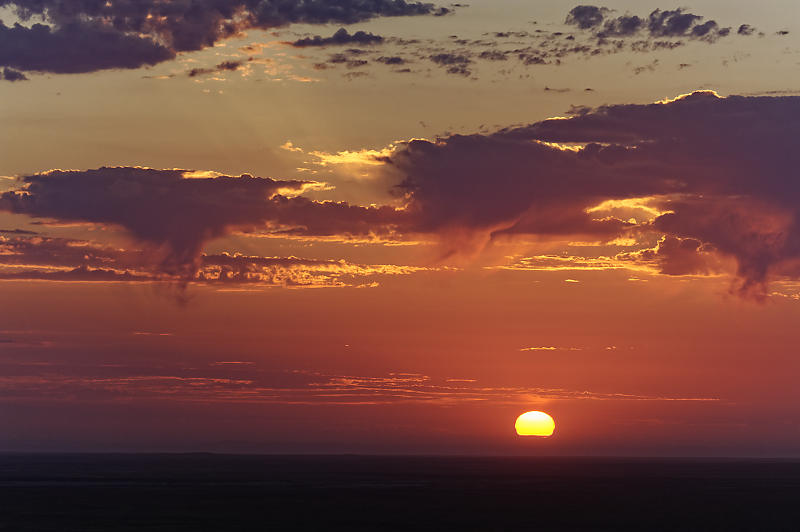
[515,411,555,437]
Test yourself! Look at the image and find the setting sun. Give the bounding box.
[515,411,556,437]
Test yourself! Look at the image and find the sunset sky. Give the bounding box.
[2,0,800,455]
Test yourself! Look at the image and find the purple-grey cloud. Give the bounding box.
[290,28,384,47]
[0,0,448,75]
[0,167,405,277]
[384,92,800,297]
[5,93,800,298]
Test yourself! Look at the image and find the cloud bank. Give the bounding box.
[0,167,405,277]
[4,93,800,298]
[0,233,425,287]
[0,0,448,76]
[384,92,800,297]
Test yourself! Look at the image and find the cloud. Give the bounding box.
[0,265,152,282]
[566,6,737,43]
[617,236,725,277]
[0,0,448,75]
[0,228,37,235]
[0,234,428,287]
[376,55,407,65]
[0,367,717,405]
[187,59,245,77]
[381,92,800,297]
[478,50,507,61]
[290,28,384,47]
[326,50,371,69]
[596,15,644,37]
[491,255,631,273]
[1,66,27,81]
[0,233,148,270]
[737,24,757,36]
[388,135,645,255]
[6,93,800,298]
[429,53,472,76]
[565,5,609,30]
[0,21,174,74]
[0,167,404,277]
[284,5,749,81]
[197,252,428,286]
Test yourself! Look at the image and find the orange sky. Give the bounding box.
[1,0,800,454]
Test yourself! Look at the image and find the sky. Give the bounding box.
[1,0,800,455]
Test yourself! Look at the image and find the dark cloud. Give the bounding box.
[430,53,471,76]
[737,24,756,36]
[565,6,608,30]
[0,0,448,75]
[478,50,508,61]
[290,28,383,47]
[618,236,722,276]
[345,59,369,68]
[430,53,471,65]
[0,228,37,235]
[491,31,530,39]
[6,94,800,297]
[376,55,407,65]
[0,167,404,277]
[187,59,245,77]
[0,21,174,74]
[383,92,800,297]
[2,66,28,81]
[389,135,642,257]
[646,9,702,37]
[326,50,371,68]
[566,6,736,43]
[0,233,155,282]
[0,233,148,270]
[287,5,748,81]
[596,15,643,37]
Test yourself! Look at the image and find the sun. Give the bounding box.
[515,411,555,437]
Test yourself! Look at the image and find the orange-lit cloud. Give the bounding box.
[0,234,434,287]
[6,93,800,299]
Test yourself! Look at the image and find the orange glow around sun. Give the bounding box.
[515,411,556,437]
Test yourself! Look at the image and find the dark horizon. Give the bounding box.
[4,453,800,531]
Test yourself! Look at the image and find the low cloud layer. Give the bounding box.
[383,92,800,297]
[0,167,405,277]
[0,0,448,76]
[4,93,800,298]
[0,233,424,287]
[0,365,716,405]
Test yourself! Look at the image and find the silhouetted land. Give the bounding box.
[2,454,800,531]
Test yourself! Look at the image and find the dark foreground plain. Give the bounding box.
[2,454,800,531]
